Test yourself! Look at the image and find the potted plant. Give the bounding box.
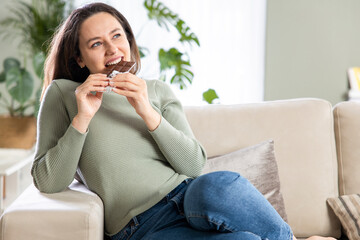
[0,57,39,149]
[0,0,71,149]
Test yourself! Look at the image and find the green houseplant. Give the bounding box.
[0,57,38,148]
[0,58,37,117]
[0,0,70,148]
[142,0,219,103]
[143,0,199,90]
[0,0,71,60]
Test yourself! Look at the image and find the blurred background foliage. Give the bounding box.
[0,0,218,116]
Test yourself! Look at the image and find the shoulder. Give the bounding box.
[146,79,174,98]
[146,79,182,112]
[52,79,81,92]
[45,79,80,99]
[43,79,79,106]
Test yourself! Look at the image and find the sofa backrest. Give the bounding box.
[184,98,340,238]
[334,101,360,195]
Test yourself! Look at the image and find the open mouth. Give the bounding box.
[105,56,123,67]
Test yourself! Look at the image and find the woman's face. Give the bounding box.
[77,12,131,74]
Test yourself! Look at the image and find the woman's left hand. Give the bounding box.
[110,73,161,131]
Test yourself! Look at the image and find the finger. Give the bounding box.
[90,86,107,92]
[95,91,104,99]
[76,85,107,95]
[111,76,146,91]
[87,80,109,87]
[111,81,139,92]
[111,73,141,85]
[85,74,109,83]
[80,78,110,92]
[88,73,108,78]
[112,87,137,98]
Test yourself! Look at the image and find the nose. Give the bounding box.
[105,41,118,55]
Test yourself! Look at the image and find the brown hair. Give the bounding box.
[41,2,141,100]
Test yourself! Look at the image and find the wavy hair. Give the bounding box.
[41,2,141,100]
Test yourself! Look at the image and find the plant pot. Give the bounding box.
[0,116,36,149]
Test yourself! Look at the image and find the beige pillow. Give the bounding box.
[202,139,288,221]
[327,194,360,240]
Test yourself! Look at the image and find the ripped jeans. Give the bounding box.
[110,171,293,240]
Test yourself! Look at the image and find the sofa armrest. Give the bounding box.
[0,180,104,240]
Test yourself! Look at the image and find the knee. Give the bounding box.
[183,171,254,231]
[187,171,249,196]
[203,170,243,185]
[184,171,250,210]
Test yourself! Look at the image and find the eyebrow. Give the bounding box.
[86,28,122,45]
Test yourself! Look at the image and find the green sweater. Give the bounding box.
[31,79,207,236]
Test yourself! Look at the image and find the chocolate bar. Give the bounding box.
[103,60,136,93]
[106,60,136,78]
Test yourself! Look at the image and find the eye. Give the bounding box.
[91,42,101,48]
[113,33,121,39]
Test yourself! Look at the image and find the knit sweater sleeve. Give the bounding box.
[31,82,87,193]
[149,81,207,177]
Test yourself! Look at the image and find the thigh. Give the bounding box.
[183,171,292,240]
[145,220,262,240]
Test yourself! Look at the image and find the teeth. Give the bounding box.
[106,57,122,66]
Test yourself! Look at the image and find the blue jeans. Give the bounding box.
[110,171,293,240]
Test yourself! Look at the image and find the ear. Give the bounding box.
[76,56,85,68]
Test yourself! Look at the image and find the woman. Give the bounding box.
[31,2,335,240]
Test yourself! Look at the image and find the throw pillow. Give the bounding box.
[327,194,360,240]
[201,139,288,221]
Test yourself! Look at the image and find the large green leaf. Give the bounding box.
[4,58,21,71]
[0,71,6,83]
[144,0,199,47]
[203,89,219,104]
[175,20,200,46]
[159,48,194,89]
[0,0,69,56]
[5,67,34,104]
[33,51,45,78]
[159,48,182,71]
[138,46,149,58]
[144,0,177,31]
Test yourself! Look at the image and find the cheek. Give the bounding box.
[81,55,101,74]
[83,51,101,64]
[123,42,132,60]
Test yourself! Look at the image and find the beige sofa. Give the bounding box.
[1,98,359,240]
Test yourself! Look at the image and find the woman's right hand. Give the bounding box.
[72,73,109,133]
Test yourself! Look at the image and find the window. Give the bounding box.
[77,0,267,105]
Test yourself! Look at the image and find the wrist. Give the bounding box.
[140,108,161,132]
[72,114,92,133]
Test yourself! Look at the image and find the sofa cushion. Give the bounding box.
[201,139,287,221]
[327,194,360,240]
[333,101,360,195]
